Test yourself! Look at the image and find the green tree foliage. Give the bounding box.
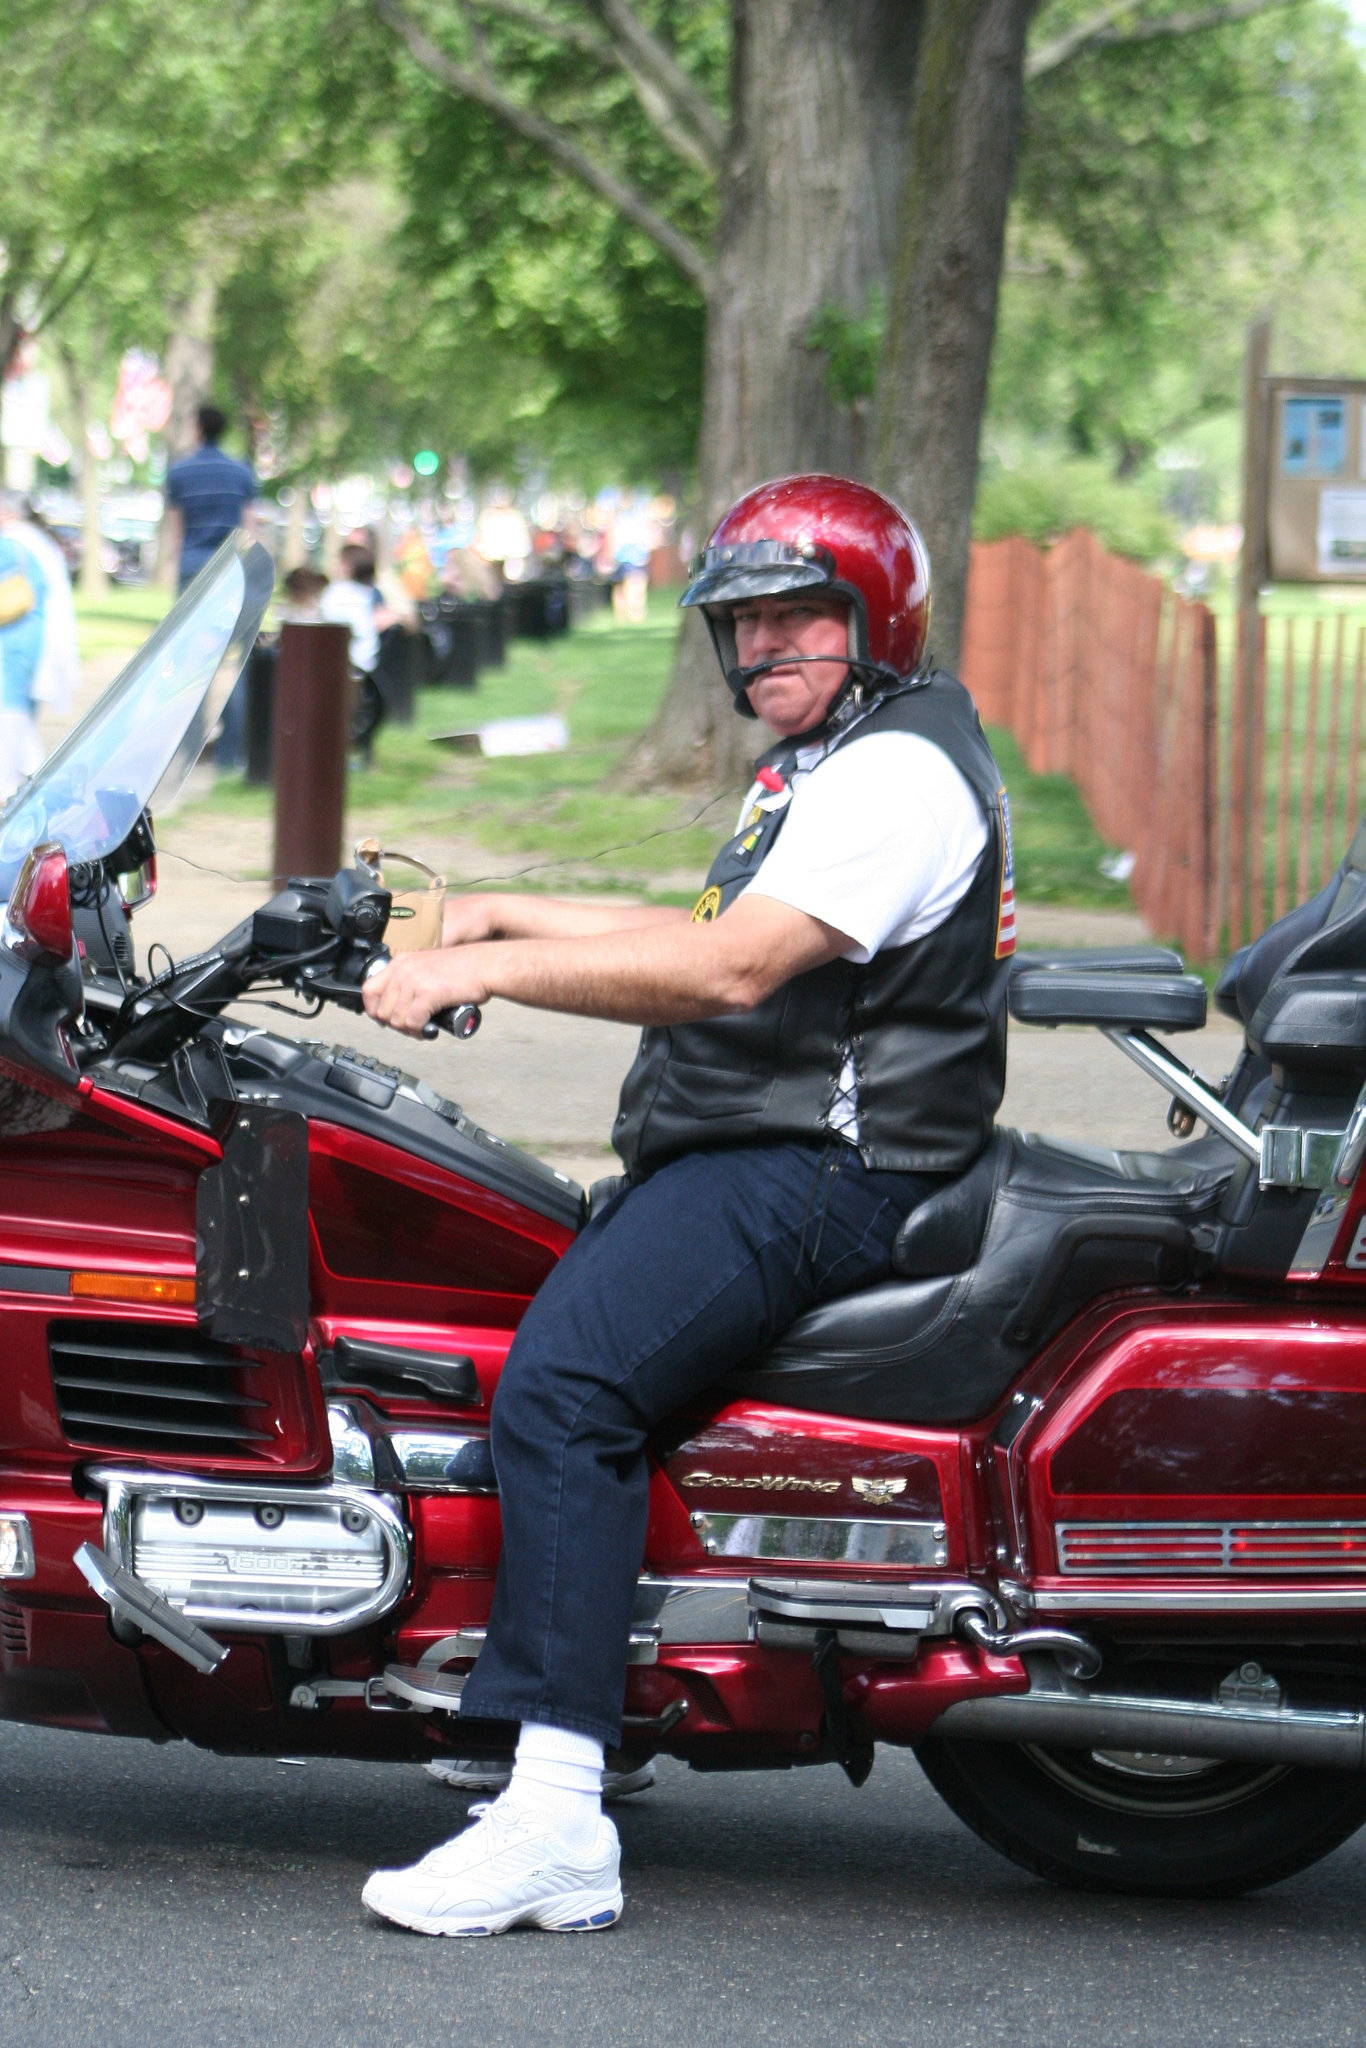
[996,2,1366,470]
[0,0,375,408]
[973,457,1174,558]
[213,175,557,478]
[379,2,723,481]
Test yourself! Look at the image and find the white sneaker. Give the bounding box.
[362,1800,623,1937]
[423,1756,656,1801]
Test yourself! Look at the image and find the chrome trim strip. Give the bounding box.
[687,1512,947,1568]
[1032,1583,1366,1614]
[386,1430,496,1494]
[635,1577,753,1646]
[90,1467,410,1635]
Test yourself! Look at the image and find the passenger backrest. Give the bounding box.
[1216,814,1366,1026]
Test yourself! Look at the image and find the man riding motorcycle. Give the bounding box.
[359,473,1017,1937]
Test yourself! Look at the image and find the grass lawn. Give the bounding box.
[134,584,1132,908]
[75,584,172,666]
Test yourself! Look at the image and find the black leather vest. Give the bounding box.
[612,671,1013,1178]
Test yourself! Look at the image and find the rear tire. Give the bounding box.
[916,1735,1366,1896]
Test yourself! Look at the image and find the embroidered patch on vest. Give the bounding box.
[692,884,723,923]
[994,787,1016,958]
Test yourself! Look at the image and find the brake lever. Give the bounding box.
[423,1004,481,1041]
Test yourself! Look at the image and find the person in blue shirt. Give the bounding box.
[164,405,259,766]
[0,492,48,801]
[163,405,258,594]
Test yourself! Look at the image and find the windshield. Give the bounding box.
[0,532,274,898]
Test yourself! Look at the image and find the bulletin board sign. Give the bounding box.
[1266,376,1366,582]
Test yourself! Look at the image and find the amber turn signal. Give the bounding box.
[69,1272,196,1306]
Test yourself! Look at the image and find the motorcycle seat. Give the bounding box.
[727,1126,1237,1425]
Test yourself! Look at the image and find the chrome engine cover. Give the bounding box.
[92,1468,410,1634]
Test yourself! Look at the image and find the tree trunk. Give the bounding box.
[872,0,1037,676]
[57,343,107,601]
[79,432,107,602]
[626,0,922,790]
[163,270,217,462]
[283,486,308,573]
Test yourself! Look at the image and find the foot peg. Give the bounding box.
[75,1542,227,1675]
[382,1663,468,1711]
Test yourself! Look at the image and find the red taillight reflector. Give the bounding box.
[1057,1521,1366,1575]
[70,1272,195,1306]
[6,841,72,961]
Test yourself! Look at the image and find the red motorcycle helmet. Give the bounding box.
[680,473,931,718]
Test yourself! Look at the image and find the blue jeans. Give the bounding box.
[459,1141,944,1748]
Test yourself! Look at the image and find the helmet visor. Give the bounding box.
[680,539,836,610]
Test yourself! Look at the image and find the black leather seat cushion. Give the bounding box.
[726,1128,1236,1425]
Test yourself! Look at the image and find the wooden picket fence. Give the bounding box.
[1220,612,1366,953]
[961,528,1217,960]
[960,529,1366,962]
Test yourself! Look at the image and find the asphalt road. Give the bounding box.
[1,1724,1365,2048]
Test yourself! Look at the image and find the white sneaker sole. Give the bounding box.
[362,1878,624,1938]
[424,1761,655,1801]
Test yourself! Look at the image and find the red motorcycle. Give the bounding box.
[4,534,1366,1899]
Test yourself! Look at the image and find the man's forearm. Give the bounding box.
[469,923,751,1023]
[447,893,688,944]
[368,894,849,1037]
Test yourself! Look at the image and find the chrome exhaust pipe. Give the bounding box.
[931,1663,1366,1770]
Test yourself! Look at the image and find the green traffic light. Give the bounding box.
[413,450,440,477]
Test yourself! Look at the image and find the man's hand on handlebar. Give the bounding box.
[363,948,490,1038]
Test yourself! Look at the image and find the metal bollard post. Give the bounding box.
[272,620,351,888]
[243,640,277,787]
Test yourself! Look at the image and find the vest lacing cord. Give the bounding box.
[822,1027,861,1147]
[792,1138,845,1273]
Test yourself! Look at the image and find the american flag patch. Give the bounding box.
[994,787,1016,958]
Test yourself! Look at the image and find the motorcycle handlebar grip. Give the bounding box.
[422,1003,482,1042]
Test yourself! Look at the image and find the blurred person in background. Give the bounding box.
[439,546,501,602]
[164,405,260,769]
[611,503,653,625]
[321,543,395,765]
[0,493,48,801]
[163,405,259,594]
[18,499,78,722]
[277,566,328,622]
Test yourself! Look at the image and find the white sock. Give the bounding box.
[501,1721,604,1850]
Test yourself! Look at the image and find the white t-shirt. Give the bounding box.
[739,729,988,1140]
[320,578,380,674]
